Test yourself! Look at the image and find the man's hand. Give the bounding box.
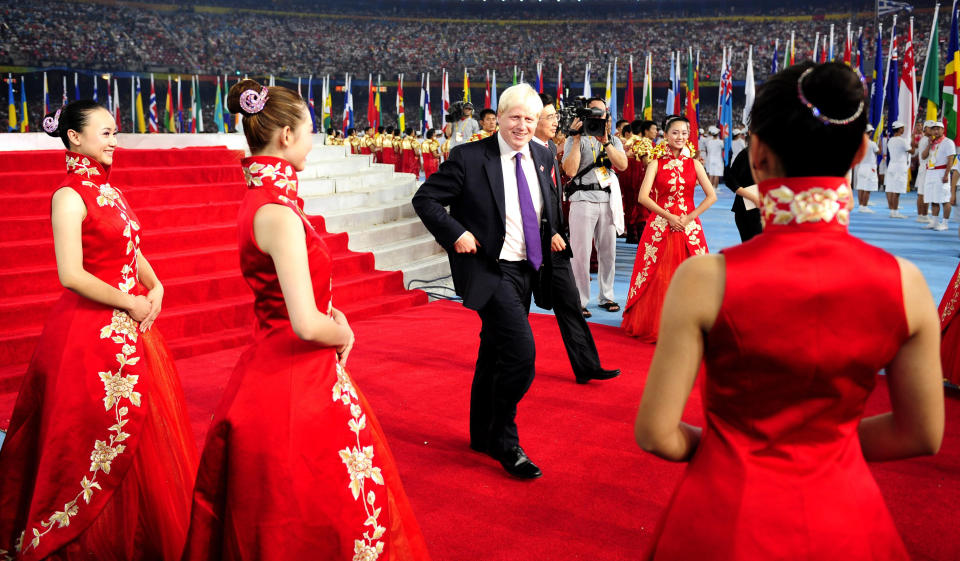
[551,233,567,252]
[454,231,480,254]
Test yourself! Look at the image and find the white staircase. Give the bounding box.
[299,143,451,293]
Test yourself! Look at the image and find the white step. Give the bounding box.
[299,168,399,197]
[302,156,371,178]
[307,143,351,161]
[346,217,432,252]
[315,197,420,232]
[370,235,444,270]
[399,255,454,297]
[302,178,416,214]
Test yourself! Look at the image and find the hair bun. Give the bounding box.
[43,109,61,137]
[227,79,264,115]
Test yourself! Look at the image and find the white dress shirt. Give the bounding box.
[497,132,543,262]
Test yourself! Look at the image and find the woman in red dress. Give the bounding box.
[181,80,430,561]
[0,101,197,561]
[937,262,960,386]
[634,62,945,560]
[620,115,716,342]
[421,129,440,180]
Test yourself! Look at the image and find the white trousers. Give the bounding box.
[569,200,617,307]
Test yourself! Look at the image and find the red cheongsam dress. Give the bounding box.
[0,152,197,561]
[181,156,430,561]
[937,261,960,385]
[646,177,911,560]
[621,151,708,342]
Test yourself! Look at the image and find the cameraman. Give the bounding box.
[561,97,627,316]
[443,101,479,152]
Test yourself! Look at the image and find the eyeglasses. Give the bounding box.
[540,113,559,122]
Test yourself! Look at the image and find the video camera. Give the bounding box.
[558,96,607,137]
[445,100,474,123]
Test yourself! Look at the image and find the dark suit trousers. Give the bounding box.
[550,254,601,377]
[734,209,763,242]
[471,261,536,454]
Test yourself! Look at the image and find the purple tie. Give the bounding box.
[514,152,542,270]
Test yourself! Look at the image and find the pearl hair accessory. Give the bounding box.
[43,109,61,134]
[239,86,269,115]
[796,67,865,126]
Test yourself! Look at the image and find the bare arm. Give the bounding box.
[859,258,945,460]
[561,134,581,178]
[51,187,151,322]
[136,251,163,331]
[253,204,353,355]
[634,255,725,461]
[603,140,628,172]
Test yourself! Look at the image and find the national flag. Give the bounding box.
[743,45,756,126]
[604,62,613,118]
[667,52,676,114]
[622,55,635,122]
[642,53,653,120]
[555,64,563,108]
[843,23,853,65]
[375,74,382,128]
[535,61,543,93]
[857,27,865,77]
[234,76,242,132]
[148,74,158,133]
[93,76,98,103]
[307,74,317,132]
[944,1,960,140]
[886,20,900,137]
[113,79,121,132]
[322,75,333,131]
[222,74,231,133]
[870,22,885,133]
[462,68,470,103]
[189,76,196,133]
[610,58,618,123]
[419,73,426,134]
[441,69,450,117]
[130,76,135,131]
[879,0,914,16]
[7,75,15,132]
[674,51,682,114]
[397,73,405,131]
[106,77,112,121]
[685,48,699,150]
[719,47,734,164]
[583,62,592,98]
[772,38,780,74]
[62,75,68,107]
[813,32,821,62]
[513,66,518,86]
[342,73,354,133]
[42,72,49,116]
[694,50,701,123]
[177,76,183,133]
[19,77,28,132]
[829,24,836,61]
[899,17,917,134]
[164,76,174,132]
[789,31,796,65]
[491,70,498,110]
[820,34,827,64]
[920,5,941,120]
[367,73,376,129]
[195,75,204,133]
[213,76,225,133]
[484,70,491,109]
[424,72,433,131]
[136,77,147,133]
[74,73,79,102]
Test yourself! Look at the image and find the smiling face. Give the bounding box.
[665,120,690,151]
[67,107,118,166]
[498,102,539,151]
[535,104,558,141]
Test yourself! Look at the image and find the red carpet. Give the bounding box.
[161,302,959,561]
[0,147,426,397]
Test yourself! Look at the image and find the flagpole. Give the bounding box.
[880,15,897,130]
[919,3,942,119]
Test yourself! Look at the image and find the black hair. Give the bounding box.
[377,126,384,133]
[662,115,689,132]
[749,61,867,177]
[478,108,496,120]
[538,93,554,107]
[629,119,644,135]
[615,119,629,132]
[347,127,356,136]
[404,126,413,135]
[586,96,606,107]
[326,128,334,135]
[44,100,105,149]
[641,120,658,135]
[426,128,436,139]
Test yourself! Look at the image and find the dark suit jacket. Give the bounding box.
[412,134,558,311]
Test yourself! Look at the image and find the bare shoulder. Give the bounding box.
[669,254,726,330]
[51,186,86,219]
[894,256,938,334]
[253,203,304,255]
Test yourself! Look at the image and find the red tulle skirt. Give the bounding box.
[621,231,694,343]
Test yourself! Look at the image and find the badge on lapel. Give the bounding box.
[539,164,544,172]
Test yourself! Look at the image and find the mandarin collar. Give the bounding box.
[758,176,852,229]
[65,151,110,181]
[241,156,300,200]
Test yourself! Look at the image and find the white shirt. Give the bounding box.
[704,137,724,166]
[929,137,956,169]
[886,136,910,170]
[497,132,543,262]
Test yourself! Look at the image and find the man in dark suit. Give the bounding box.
[412,84,553,479]
[533,93,620,384]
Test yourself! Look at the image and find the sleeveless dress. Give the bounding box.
[621,150,708,342]
[0,152,197,561]
[182,156,430,561]
[937,262,960,386]
[646,177,911,560]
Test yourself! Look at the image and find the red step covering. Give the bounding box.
[0,147,427,390]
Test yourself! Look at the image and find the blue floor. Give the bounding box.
[535,185,960,327]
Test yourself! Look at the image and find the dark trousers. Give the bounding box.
[734,209,763,242]
[550,255,601,377]
[471,261,536,455]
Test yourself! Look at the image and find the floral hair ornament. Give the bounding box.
[239,86,269,115]
[43,109,61,134]
[796,67,865,126]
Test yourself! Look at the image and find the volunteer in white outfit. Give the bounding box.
[920,120,955,231]
[703,125,724,188]
[916,121,933,222]
[884,120,914,218]
[855,124,880,212]
[562,97,627,314]
[730,128,747,162]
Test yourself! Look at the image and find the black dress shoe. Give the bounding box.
[495,446,542,479]
[575,368,621,384]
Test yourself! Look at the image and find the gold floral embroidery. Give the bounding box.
[333,364,386,561]
[941,269,960,324]
[762,184,852,227]
[65,154,100,178]
[243,161,299,194]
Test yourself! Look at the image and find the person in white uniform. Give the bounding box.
[730,128,747,162]
[855,124,880,212]
[884,120,914,218]
[703,125,724,188]
[916,121,933,222]
[920,120,955,231]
